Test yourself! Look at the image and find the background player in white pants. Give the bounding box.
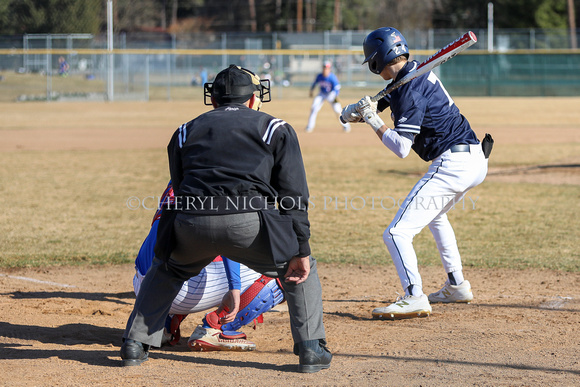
[133,182,284,350]
[342,27,492,320]
[306,61,351,133]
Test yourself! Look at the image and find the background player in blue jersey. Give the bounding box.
[133,182,285,351]
[306,61,351,133]
[342,27,492,320]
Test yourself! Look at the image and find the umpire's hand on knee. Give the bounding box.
[284,256,311,285]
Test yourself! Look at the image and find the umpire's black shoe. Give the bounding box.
[120,339,150,366]
[296,339,332,373]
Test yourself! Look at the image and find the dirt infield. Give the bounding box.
[1,97,579,385]
[1,264,579,385]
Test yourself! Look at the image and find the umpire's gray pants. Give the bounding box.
[123,211,326,348]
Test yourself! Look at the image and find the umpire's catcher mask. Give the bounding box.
[204,65,271,110]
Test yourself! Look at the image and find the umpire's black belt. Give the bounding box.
[449,144,471,153]
[165,195,274,215]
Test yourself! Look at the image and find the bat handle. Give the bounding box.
[370,90,385,103]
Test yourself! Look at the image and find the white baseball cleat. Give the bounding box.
[305,127,314,133]
[342,123,351,133]
[372,294,432,320]
[187,325,256,352]
[428,280,474,303]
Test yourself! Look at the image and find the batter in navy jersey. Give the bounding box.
[342,27,491,320]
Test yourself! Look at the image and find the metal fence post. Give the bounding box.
[221,33,227,68]
[166,50,171,101]
[46,35,52,101]
[145,55,150,101]
[107,0,114,101]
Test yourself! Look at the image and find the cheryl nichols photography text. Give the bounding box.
[126,195,481,212]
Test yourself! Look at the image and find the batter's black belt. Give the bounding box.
[449,144,471,153]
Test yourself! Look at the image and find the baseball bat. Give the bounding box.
[340,31,477,123]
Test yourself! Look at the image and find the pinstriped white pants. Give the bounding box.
[124,212,326,347]
[383,144,488,293]
[133,260,261,315]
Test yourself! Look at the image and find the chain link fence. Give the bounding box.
[0,29,579,102]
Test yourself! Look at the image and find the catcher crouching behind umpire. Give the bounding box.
[120,64,332,373]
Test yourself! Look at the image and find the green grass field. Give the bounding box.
[0,96,579,271]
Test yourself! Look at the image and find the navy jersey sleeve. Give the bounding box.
[391,87,426,135]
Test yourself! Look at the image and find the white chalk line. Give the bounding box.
[0,273,77,288]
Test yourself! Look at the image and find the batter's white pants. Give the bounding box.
[133,260,261,315]
[306,91,348,130]
[383,144,488,293]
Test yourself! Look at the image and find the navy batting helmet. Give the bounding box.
[362,27,409,74]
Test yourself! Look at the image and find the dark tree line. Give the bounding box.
[0,0,576,35]
[433,0,572,29]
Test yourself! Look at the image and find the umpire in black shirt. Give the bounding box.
[121,65,331,373]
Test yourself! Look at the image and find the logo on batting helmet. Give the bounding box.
[362,27,409,75]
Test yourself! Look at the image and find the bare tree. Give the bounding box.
[249,0,257,32]
[568,0,577,48]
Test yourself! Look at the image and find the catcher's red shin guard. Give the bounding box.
[202,275,285,333]
[204,309,228,330]
[167,314,187,345]
[221,274,284,332]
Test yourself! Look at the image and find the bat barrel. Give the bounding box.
[370,31,477,102]
[468,31,477,43]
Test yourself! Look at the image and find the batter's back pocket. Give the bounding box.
[482,133,494,159]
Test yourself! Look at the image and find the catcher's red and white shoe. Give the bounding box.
[428,280,474,303]
[187,325,256,352]
[372,294,432,320]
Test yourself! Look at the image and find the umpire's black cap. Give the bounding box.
[211,65,261,104]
